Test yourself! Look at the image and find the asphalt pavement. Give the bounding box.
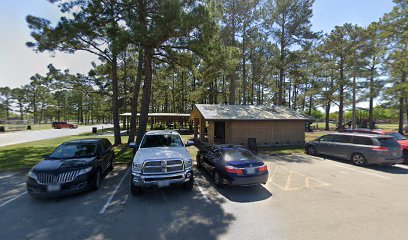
[0,124,113,147]
[1,154,408,240]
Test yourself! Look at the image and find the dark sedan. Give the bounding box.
[26,138,115,198]
[196,145,268,187]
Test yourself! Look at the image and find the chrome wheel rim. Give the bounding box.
[353,155,364,165]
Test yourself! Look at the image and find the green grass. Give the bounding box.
[375,123,400,131]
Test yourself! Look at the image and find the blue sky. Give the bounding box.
[0,0,395,89]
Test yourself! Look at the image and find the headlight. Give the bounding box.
[27,170,37,179]
[78,167,93,175]
[184,159,193,169]
[133,162,142,173]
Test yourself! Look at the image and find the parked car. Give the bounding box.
[52,121,78,129]
[196,145,268,187]
[129,130,194,195]
[305,133,403,166]
[26,138,115,198]
[344,128,408,162]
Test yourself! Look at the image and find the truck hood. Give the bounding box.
[134,147,191,163]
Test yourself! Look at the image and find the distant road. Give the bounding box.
[0,124,113,147]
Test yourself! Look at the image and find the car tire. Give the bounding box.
[183,176,194,191]
[352,153,367,166]
[306,145,317,156]
[213,171,224,188]
[131,184,143,196]
[92,169,102,190]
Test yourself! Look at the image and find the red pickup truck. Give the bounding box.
[52,122,78,129]
[344,128,408,162]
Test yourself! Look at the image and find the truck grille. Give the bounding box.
[142,159,184,174]
[36,170,81,184]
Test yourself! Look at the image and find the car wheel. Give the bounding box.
[352,153,367,166]
[92,170,101,190]
[306,145,317,156]
[183,176,194,191]
[131,184,143,196]
[213,171,224,188]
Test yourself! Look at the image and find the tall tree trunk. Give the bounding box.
[242,26,247,105]
[352,74,357,129]
[111,56,121,145]
[325,100,331,130]
[398,72,406,134]
[128,50,144,143]
[338,58,345,132]
[368,69,375,129]
[136,47,153,144]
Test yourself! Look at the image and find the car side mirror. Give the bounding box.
[43,154,49,159]
[185,140,194,147]
[129,142,139,149]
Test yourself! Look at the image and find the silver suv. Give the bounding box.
[129,130,194,195]
[305,133,403,166]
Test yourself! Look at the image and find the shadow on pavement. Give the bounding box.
[197,168,272,203]
[317,154,408,175]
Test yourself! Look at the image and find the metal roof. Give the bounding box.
[120,113,190,117]
[193,104,313,121]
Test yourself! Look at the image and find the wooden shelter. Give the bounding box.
[190,104,313,146]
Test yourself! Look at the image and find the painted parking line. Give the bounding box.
[194,179,210,204]
[267,162,329,191]
[99,168,130,214]
[0,191,27,209]
[0,173,17,180]
[293,154,392,180]
[327,162,392,180]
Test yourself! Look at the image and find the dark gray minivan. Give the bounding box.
[305,133,403,166]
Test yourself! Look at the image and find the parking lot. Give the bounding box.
[1,154,408,240]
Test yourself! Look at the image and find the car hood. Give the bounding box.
[33,157,95,172]
[134,147,191,163]
[397,140,408,149]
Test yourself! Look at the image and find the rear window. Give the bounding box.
[378,137,400,147]
[222,149,257,161]
[352,136,373,145]
[387,132,407,140]
[332,135,353,143]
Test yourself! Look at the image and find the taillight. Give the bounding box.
[225,166,244,175]
[258,165,268,172]
[372,146,389,151]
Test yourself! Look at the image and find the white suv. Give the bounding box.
[129,130,194,195]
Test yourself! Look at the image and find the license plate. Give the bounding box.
[47,184,61,192]
[158,180,170,188]
[246,168,256,174]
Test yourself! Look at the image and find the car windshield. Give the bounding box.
[49,142,97,159]
[378,137,400,147]
[387,132,407,140]
[140,134,183,148]
[223,149,257,161]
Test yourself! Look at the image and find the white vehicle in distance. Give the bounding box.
[129,130,195,195]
